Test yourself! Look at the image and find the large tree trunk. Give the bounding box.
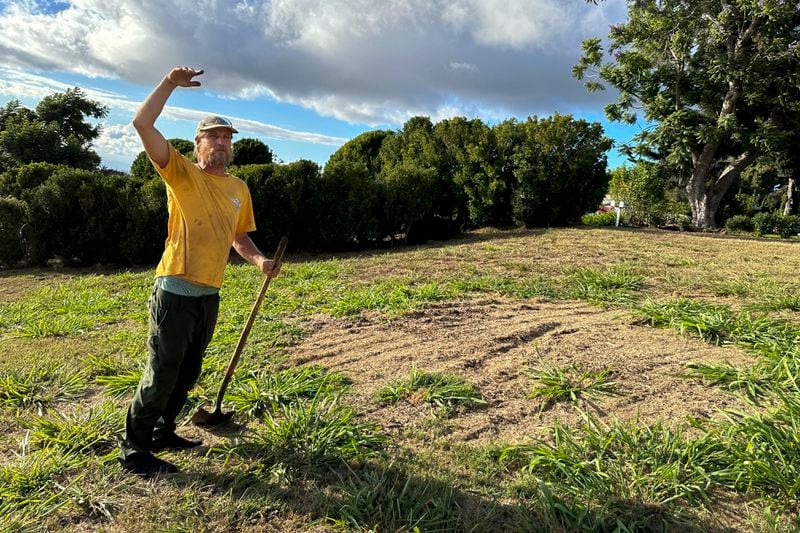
[687,150,754,228]
[684,11,761,228]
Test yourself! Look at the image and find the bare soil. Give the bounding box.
[287,296,752,445]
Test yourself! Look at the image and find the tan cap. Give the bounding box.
[195,115,238,135]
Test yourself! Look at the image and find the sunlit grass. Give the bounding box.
[502,417,727,530]
[24,402,120,456]
[226,365,347,418]
[378,366,487,415]
[527,361,621,408]
[566,263,645,305]
[214,397,386,471]
[0,366,88,413]
[3,228,800,529]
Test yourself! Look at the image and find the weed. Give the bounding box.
[327,465,461,532]
[0,447,83,528]
[216,397,386,470]
[527,361,621,408]
[96,368,142,398]
[503,417,726,530]
[377,366,486,415]
[0,366,87,413]
[566,263,645,305]
[226,365,347,418]
[24,402,120,456]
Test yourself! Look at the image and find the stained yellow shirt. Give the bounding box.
[152,146,256,288]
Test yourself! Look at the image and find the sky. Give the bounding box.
[0,0,640,173]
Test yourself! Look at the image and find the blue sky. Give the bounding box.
[0,0,640,173]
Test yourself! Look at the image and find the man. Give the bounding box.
[119,66,281,476]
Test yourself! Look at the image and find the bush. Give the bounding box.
[724,215,754,233]
[752,212,778,236]
[314,160,381,250]
[23,169,133,265]
[511,115,611,228]
[119,177,167,264]
[0,162,66,198]
[608,163,669,226]
[236,161,321,251]
[0,195,27,266]
[581,210,618,226]
[775,214,800,239]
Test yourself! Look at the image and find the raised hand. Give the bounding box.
[166,66,204,88]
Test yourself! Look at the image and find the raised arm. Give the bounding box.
[132,67,204,169]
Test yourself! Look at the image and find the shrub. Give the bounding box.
[775,214,800,239]
[0,162,66,198]
[752,212,777,236]
[581,210,618,226]
[511,115,611,228]
[23,168,132,265]
[236,160,320,251]
[724,214,754,233]
[0,195,28,266]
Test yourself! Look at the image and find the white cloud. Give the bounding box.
[0,0,628,125]
[94,122,141,158]
[0,66,347,146]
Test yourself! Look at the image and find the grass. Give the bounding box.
[526,361,621,408]
[0,365,88,412]
[3,227,800,530]
[502,416,728,530]
[215,396,387,471]
[226,365,347,418]
[377,365,487,415]
[565,263,645,305]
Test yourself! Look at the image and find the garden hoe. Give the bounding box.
[192,237,288,427]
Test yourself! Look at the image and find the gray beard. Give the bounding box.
[199,149,231,168]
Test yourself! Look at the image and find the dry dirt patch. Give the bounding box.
[288,297,752,445]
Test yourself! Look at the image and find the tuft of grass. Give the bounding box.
[527,361,621,408]
[713,392,800,503]
[327,465,461,532]
[226,365,347,418]
[24,402,120,456]
[0,366,88,413]
[377,366,487,415]
[215,397,386,470]
[566,264,645,305]
[96,368,142,398]
[684,361,770,400]
[502,417,727,530]
[639,299,732,344]
[0,448,83,528]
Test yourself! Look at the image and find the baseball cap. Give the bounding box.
[196,115,239,135]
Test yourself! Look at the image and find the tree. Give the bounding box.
[434,117,503,227]
[575,0,800,228]
[377,117,445,242]
[232,138,273,166]
[0,88,108,170]
[318,130,392,249]
[510,114,611,227]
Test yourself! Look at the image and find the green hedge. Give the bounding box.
[0,195,27,267]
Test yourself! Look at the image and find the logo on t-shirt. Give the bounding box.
[231,198,241,210]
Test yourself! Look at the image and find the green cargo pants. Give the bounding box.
[120,285,219,459]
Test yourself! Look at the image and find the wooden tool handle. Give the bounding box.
[213,237,288,406]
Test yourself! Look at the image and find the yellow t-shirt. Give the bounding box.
[152,146,256,288]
